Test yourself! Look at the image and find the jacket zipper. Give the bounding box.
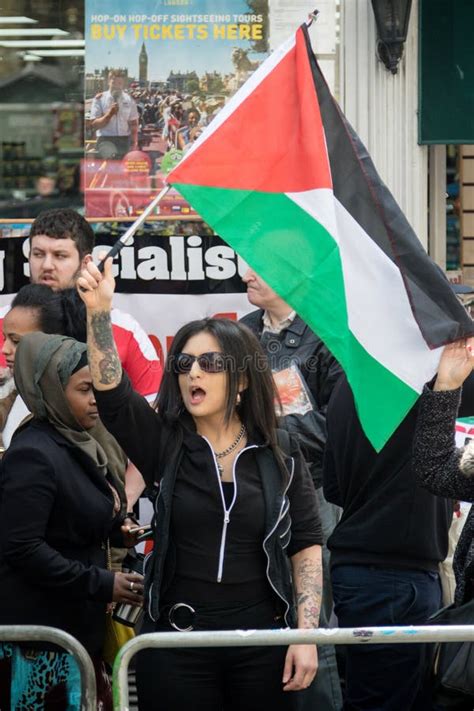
[144,550,154,619]
[262,457,295,625]
[202,437,258,583]
[147,482,162,621]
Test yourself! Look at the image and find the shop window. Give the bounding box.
[0,1,84,219]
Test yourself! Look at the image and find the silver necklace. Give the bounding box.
[214,424,246,476]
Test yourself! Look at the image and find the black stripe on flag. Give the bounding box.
[301,24,474,348]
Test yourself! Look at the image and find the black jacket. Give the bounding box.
[0,419,116,655]
[241,309,342,487]
[95,374,322,626]
[323,376,452,572]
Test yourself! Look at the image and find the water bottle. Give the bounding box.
[113,551,145,627]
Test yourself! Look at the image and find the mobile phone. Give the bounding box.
[137,529,154,542]
[128,524,152,534]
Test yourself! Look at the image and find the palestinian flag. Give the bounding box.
[167,24,474,451]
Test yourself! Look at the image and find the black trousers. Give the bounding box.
[136,598,299,711]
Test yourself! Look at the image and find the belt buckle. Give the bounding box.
[168,602,195,632]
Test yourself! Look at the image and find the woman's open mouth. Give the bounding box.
[189,386,206,405]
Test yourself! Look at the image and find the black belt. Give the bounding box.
[161,602,196,632]
[159,599,283,633]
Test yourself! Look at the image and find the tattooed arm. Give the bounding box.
[77,255,161,485]
[282,545,321,692]
[292,545,322,629]
[77,255,122,391]
[87,310,122,390]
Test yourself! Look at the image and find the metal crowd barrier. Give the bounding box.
[0,625,97,710]
[113,625,474,711]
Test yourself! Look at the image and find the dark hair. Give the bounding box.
[58,288,87,343]
[11,284,64,334]
[10,284,87,342]
[29,208,95,261]
[157,318,280,447]
[186,108,200,121]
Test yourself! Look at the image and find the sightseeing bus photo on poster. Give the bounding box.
[84,0,269,220]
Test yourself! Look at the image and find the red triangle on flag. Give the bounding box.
[169,28,332,194]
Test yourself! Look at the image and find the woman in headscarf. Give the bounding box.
[1,283,148,510]
[1,283,86,451]
[0,332,143,710]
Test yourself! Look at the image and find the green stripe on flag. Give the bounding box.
[173,183,418,449]
[344,337,419,450]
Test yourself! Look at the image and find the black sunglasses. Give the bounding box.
[173,351,227,374]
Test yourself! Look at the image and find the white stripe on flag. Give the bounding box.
[287,188,442,391]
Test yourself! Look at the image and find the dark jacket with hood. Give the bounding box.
[95,373,322,626]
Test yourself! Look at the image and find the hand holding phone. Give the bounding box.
[136,528,153,542]
[127,524,152,535]
[121,523,152,547]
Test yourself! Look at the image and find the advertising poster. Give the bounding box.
[84,0,269,220]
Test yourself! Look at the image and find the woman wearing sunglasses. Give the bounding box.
[78,256,323,711]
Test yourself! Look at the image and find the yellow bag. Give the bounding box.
[103,614,135,667]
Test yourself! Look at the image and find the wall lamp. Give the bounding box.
[371,0,413,74]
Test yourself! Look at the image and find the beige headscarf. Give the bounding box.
[14,332,127,490]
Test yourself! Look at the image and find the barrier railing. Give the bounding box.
[113,625,474,711]
[0,625,97,710]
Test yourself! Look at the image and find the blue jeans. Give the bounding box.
[331,565,442,711]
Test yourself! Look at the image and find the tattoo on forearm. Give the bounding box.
[89,311,121,385]
[295,557,322,628]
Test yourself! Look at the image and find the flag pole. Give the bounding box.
[306,9,320,27]
[97,183,171,271]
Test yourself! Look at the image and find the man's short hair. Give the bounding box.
[29,208,95,261]
[108,69,127,80]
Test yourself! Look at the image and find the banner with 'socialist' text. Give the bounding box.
[0,222,253,362]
